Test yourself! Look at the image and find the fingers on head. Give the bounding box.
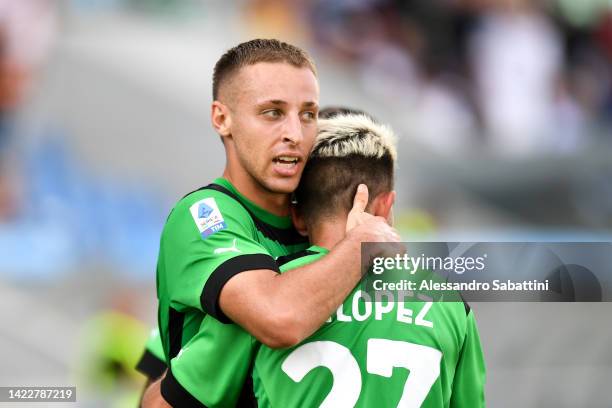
[353,184,369,211]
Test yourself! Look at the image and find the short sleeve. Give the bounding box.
[160,316,259,407]
[135,327,167,380]
[449,310,487,407]
[159,191,279,323]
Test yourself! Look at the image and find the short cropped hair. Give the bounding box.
[213,39,317,100]
[295,114,397,224]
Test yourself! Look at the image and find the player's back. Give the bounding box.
[253,246,485,408]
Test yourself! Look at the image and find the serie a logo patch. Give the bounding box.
[190,198,227,238]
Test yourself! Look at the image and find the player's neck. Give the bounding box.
[222,168,290,217]
[309,219,346,251]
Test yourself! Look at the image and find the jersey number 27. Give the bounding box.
[282,339,442,408]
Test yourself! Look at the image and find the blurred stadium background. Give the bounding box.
[0,0,611,406]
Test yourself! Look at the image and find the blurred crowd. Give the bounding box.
[240,0,612,233]
[0,0,167,280]
[0,0,610,273]
[247,0,612,157]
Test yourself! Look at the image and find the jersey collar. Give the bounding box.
[213,177,293,229]
[307,245,330,254]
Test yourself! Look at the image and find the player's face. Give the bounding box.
[225,62,319,194]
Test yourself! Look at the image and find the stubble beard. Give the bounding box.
[240,153,295,196]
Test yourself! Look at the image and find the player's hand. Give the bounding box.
[346,184,371,232]
[345,184,404,274]
[346,184,401,243]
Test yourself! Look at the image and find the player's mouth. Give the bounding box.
[272,155,301,176]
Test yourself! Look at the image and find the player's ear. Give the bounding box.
[290,204,309,237]
[373,190,395,224]
[211,101,232,138]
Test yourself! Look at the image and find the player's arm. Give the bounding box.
[144,187,398,407]
[449,310,487,408]
[142,377,170,408]
[219,185,400,348]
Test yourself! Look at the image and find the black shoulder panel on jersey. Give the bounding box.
[161,368,208,408]
[135,349,166,380]
[191,183,308,246]
[276,249,318,267]
[459,293,471,316]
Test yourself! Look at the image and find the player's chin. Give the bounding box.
[265,174,301,194]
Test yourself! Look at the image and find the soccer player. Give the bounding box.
[252,113,486,407]
[143,40,400,407]
[135,105,374,405]
[133,106,370,395]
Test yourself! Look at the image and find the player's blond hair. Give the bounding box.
[295,113,397,222]
[312,114,397,161]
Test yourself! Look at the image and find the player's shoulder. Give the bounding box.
[179,184,247,214]
[174,184,251,222]
[278,247,327,272]
[428,296,473,337]
[437,298,472,318]
[162,183,254,240]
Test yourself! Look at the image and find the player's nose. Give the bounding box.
[281,113,303,146]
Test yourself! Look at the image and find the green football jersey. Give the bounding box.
[135,327,166,380]
[253,246,486,408]
[156,178,308,407]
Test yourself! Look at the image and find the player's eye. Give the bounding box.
[300,111,316,122]
[262,109,282,119]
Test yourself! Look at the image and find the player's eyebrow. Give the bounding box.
[302,101,319,109]
[257,99,288,107]
[256,100,319,109]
